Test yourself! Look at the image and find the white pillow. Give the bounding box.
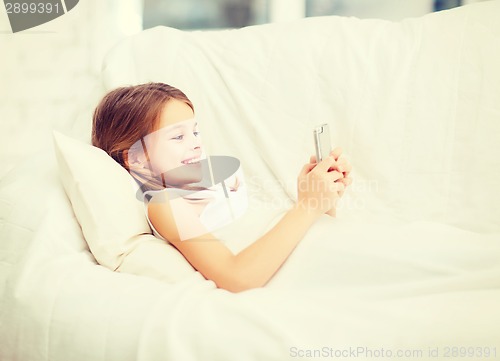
[52,131,196,282]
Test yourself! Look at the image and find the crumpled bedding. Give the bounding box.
[1,153,499,361]
[1,1,500,360]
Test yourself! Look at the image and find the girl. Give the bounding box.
[92,82,352,293]
[125,107,246,240]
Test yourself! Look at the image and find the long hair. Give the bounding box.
[91,82,196,194]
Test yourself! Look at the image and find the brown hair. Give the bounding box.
[92,82,194,193]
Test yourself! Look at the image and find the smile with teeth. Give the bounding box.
[182,157,201,165]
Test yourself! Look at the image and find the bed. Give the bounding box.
[1,1,500,360]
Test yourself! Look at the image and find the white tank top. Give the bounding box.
[142,179,248,243]
[142,190,168,242]
[142,188,205,243]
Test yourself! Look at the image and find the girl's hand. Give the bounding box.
[309,147,352,195]
[309,147,353,217]
[297,153,344,217]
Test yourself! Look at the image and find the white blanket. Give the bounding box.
[1,1,500,360]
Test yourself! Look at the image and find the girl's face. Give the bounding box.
[140,99,204,186]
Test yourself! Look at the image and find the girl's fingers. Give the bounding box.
[330,147,342,161]
[335,182,345,192]
[335,178,348,198]
[337,177,352,187]
[309,149,350,178]
[327,170,344,182]
[336,158,352,173]
[300,162,316,176]
[315,154,338,173]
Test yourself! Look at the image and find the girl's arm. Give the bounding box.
[148,152,346,293]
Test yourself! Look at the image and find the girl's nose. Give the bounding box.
[188,132,201,149]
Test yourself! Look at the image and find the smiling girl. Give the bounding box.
[92,82,352,292]
[124,95,244,240]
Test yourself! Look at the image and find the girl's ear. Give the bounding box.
[124,149,147,169]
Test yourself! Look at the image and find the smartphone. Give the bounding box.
[313,123,332,162]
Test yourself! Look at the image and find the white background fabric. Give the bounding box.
[1,2,500,360]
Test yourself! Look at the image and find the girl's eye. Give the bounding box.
[194,131,200,137]
[171,135,183,140]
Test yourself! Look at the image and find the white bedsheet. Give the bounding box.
[103,1,500,234]
[1,151,500,361]
[1,1,500,360]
